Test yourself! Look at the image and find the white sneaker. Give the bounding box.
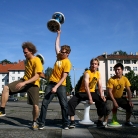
[103,122,107,127]
[32,122,38,130]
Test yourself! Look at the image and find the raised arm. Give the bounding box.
[55,30,61,55]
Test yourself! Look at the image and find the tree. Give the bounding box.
[66,74,72,95]
[45,67,53,84]
[75,75,83,92]
[113,50,127,55]
[125,70,138,92]
[0,59,13,64]
[75,68,89,92]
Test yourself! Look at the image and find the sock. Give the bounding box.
[0,107,5,111]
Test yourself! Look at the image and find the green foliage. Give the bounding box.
[45,67,53,84]
[66,74,73,94]
[113,50,127,55]
[75,68,89,92]
[0,59,13,64]
[125,70,138,92]
[75,75,83,92]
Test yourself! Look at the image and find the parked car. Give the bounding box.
[8,97,18,102]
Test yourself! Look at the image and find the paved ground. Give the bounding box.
[0,98,138,138]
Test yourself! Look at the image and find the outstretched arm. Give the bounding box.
[55,30,61,55]
[108,88,119,108]
[126,86,133,107]
[97,77,106,101]
[15,73,40,90]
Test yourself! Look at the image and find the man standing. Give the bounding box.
[37,30,72,130]
[0,42,43,130]
[107,63,134,126]
[68,58,107,128]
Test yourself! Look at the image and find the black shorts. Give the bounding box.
[115,97,133,113]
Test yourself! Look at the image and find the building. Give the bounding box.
[97,52,138,90]
[0,60,25,94]
[0,60,46,95]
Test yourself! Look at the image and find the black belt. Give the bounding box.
[49,81,57,85]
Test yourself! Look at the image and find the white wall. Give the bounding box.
[0,71,24,94]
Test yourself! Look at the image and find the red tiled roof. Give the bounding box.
[97,54,138,60]
[8,61,25,71]
[0,61,25,73]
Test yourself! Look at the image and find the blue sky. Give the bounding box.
[0,0,138,87]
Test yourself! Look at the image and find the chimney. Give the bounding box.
[116,52,119,55]
[103,52,107,58]
[130,52,133,55]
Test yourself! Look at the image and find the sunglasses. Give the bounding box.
[60,51,68,54]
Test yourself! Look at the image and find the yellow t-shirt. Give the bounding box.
[79,70,100,92]
[23,57,43,87]
[107,75,131,98]
[49,58,72,86]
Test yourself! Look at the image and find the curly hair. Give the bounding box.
[61,45,71,54]
[22,42,37,54]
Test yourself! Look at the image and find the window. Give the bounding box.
[124,60,130,64]
[12,77,15,81]
[18,71,20,74]
[110,74,112,77]
[116,60,123,64]
[2,85,4,88]
[132,60,137,64]
[7,79,9,82]
[2,74,5,76]
[2,79,4,82]
[133,67,137,71]
[110,67,112,71]
[18,77,20,80]
[110,60,114,64]
[125,66,131,71]
[12,71,15,74]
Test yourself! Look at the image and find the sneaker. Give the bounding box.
[32,122,38,130]
[97,120,105,128]
[125,122,135,127]
[63,125,69,130]
[69,122,76,128]
[0,110,6,117]
[38,124,45,130]
[103,122,107,128]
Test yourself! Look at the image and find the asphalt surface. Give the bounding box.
[0,98,138,138]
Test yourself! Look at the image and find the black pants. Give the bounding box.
[68,92,106,117]
[107,97,133,113]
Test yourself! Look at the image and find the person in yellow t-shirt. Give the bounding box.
[68,58,109,128]
[0,42,43,130]
[107,63,134,127]
[37,30,72,130]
